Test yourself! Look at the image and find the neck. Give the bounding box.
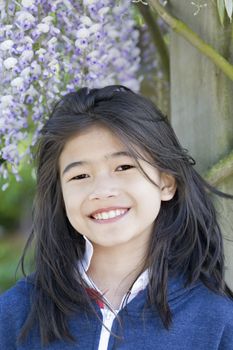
[87,240,148,309]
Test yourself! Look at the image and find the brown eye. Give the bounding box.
[116,165,135,171]
[71,174,89,181]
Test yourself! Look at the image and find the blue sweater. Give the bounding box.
[0,276,233,349]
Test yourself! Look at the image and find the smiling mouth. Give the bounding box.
[89,208,130,223]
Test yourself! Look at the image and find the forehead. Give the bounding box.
[59,125,132,168]
[62,125,126,153]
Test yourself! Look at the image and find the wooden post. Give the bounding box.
[169,0,233,289]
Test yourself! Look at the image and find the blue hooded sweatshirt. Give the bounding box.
[0,276,233,349]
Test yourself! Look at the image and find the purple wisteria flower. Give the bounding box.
[0,0,142,188]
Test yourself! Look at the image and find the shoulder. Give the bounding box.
[190,281,233,324]
[0,277,35,349]
[0,276,34,324]
[169,279,233,347]
[1,276,33,304]
[199,286,233,348]
[170,276,233,325]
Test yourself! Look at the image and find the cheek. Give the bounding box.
[134,181,162,214]
[63,195,85,234]
[62,187,83,220]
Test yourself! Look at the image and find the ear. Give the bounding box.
[160,173,177,201]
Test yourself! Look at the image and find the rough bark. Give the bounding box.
[168,1,233,289]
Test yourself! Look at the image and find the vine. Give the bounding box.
[148,0,233,81]
[205,150,233,186]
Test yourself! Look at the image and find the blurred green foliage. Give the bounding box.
[0,235,34,294]
[0,162,36,232]
[0,162,36,293]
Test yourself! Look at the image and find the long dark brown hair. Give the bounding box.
[19,85,233,345]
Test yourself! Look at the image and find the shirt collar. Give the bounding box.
[78,235,94,273]
[78,236,149,294]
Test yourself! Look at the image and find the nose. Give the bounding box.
[88,175,119,201]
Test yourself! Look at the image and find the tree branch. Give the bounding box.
[148,0,233,81]
[204,150,233,186]
[135,2,170,82]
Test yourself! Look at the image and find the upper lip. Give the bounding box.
[89,207,130,217]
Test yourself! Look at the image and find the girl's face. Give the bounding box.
[59,125,176,250]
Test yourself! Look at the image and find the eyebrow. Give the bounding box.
[62,151,133,176]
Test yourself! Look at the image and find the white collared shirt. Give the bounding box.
[78,237,149,350]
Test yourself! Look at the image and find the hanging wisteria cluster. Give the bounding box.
[0,0,142,188]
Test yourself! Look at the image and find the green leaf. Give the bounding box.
[0,158,6,165]
[33,42,40,51]
[131,4,145,26]
[217,0,225,25]
[224,0,233,20]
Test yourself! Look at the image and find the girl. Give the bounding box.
[0,85,233,350]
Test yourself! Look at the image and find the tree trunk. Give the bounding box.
[169,1,233,289]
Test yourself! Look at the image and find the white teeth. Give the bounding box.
[92,209,128,220]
